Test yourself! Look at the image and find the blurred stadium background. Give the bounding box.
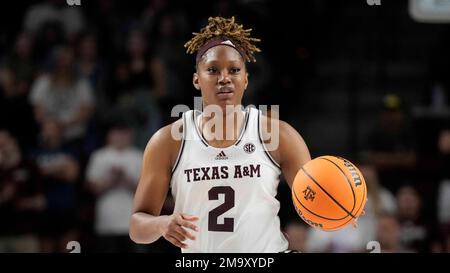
[0,0,449,253]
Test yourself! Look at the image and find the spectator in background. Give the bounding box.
[0,31,39,152]
[109,27,161,149]
[86,121,142,252]
[437,129,450,225]
[376,213,406,253]
[397,185,430,252]
[141,0,170,33]
[284,220,308,252]
[241,53,272,106]
[30,120,80,252]
[113,28,153,101]
[0,130,44,252]
[0,67,38,153]
[29,45,95,146]
[365,94,416,193]
[150,11,191,124]
[1,31,38,93]
[305,218,366,253]
[23,0,86,43]
[75,32,105,107]
[357,164,397,242]
[436,129,450,252]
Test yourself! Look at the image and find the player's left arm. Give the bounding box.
[277,121,311,188]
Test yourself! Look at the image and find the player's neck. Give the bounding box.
[200,108,245,143]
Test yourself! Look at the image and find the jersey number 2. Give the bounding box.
[208,186,235,232]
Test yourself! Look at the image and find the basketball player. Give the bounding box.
[129,17,311,252]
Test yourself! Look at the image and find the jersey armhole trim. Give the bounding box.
[193,110,209,147]
[171,113,186,175]
[258,110,281,170]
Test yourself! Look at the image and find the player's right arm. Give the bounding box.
[129,120,198,249]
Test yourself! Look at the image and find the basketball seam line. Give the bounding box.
[330,181,366,230]
[331,156,367,219]
[318,157,356,213]
[292,186,350,221]
[301,167,356,219]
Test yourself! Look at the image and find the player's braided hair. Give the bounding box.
[184,16,261,62]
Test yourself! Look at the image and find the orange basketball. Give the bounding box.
[292,155,367,231]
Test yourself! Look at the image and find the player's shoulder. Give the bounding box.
[259,111,308,160]
[139,117,185,170]
[259,111,297,140]
[142,118,185,169]
[146,118,183,151]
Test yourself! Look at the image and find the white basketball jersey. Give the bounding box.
[170,107,289,253]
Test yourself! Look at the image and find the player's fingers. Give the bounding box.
[166,235,187,249]
[181,213,199,221]
[176,225,196,241]
[178,219,199,231]
[169,229,187,243]
[176,214,199,231]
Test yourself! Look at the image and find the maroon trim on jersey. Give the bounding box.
[234,107,251,146]
[193,108,250,148]
[193,110,209,147]
[257,110,281,170]
[171,113,187,175]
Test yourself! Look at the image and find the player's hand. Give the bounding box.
[161,213,199,249]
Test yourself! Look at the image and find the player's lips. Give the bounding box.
[217,87,234,99]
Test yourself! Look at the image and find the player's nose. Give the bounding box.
[218,71,231,85]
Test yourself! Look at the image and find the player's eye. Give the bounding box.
[230,67,241,74]
[207,67,218,73]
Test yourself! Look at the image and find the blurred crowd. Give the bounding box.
[0,0,449,253]
[0,0,193,253]
[282,94,450,253]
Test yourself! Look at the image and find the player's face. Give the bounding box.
[194,45,248,111]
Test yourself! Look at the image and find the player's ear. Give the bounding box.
[193,73,200,90]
